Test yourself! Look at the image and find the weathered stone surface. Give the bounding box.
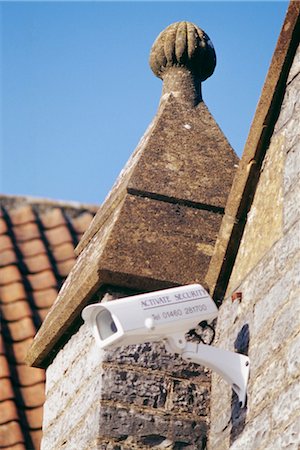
[208,8,300,448]
[149,21,216,81]
[103,342,210,381]
[128,98,238,209]
[98,405,208,449]
[100,194,222,289]
[205,2,300,300]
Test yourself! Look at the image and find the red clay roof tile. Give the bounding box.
[0,355,10,378]
[18,239,46,258]
[72,212,94,233]
[0,197,96,449]
[51,242,75,262]
[16,365,45,387]
[9,317,36,342]
[13,223,40,243]
[0,400,18,424]
[0,378,14,401]
[38,309,50,321]
[25,406,43,429]
[0,282,27,303]
[45,225,72,247]
[0,421,24,447]
[0,217,7,234]
[57,258,75,277]
[1,301,32,322]
[40,208,66,229]
[12,338,34,363]
[0,235,13,252]
[27,270,57,291]
[0,337,4,354]
[9,205,35,226]
[0,266,22,286]
[24,253,51,273]
[30,429,43,448]
[32,288,57,308]
[21,383,45,408]
[0,249,17,267]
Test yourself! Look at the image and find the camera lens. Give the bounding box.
[111,321,117,333]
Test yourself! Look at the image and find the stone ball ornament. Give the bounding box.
[149,21,216,81]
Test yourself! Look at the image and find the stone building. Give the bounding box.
[1,1,299,449]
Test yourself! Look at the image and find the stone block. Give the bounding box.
[103,341,210,381]
[169,379,209,416]
[272,382,300,430]
[100,194,222,289]
[284,143,300,195]
[45,323,97,394]
[275,76,300,133]
[98,404,208,449]
[286,333,300,377]
[287,45,300,84]
[284,184,300,232]
[102,368,168,410]
[253,261,299,335]
[229,409,271,450]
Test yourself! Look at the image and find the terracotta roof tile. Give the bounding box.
[27,270,57,291]
[9,205,36,226]
[1,301,32,322]
[57,258,75,277]
[0,378,14,401]
[0,421,24,447]
[0,282,26,303]
[13,223,40,243]
[16,365,45,387]
[32,288,57,308]
[21,383,45,408]
[72,212,94,233]
[0,197,96,449]
[38,309,50,321]
[18,239,46,258]
[24,254,51,273]
[0,355,10,378]
[51,242,75,262]
[0,249,17,267]
[9,317,36,342]
[0,217,7,234]
[12,338,33,362]
[0,336,5,354]
[0,266,22,286]
[45,225,73,247]
[0,235,13,252]
[30,429,43,448]
[0,400,19,424]
[25,406,43,429]
[40,208,66,229]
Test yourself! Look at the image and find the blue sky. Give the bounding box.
[1,1,289,205]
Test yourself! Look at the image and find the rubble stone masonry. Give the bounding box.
[41,290,210,450]
[209,45,300,450]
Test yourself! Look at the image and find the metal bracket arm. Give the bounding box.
[181,341,250,407]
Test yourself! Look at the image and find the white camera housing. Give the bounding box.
[82,284,250,407]
[82,284,217,349]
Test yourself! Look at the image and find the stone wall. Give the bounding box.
[209,45,300,449]
[41,289,211,450]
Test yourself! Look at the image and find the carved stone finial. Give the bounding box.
[149,21,216,82]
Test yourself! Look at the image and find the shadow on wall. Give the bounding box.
[230,324,250,444]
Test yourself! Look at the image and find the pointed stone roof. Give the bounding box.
[26,21,238,368]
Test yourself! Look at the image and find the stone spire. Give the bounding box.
[150,21,216,106]
[26,21,238,369]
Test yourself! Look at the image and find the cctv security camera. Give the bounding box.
[82,284,250,407]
